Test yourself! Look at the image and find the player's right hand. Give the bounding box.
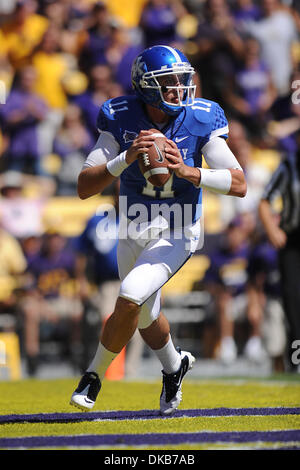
[125,130,156,165]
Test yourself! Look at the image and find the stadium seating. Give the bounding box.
[43,195,112,237]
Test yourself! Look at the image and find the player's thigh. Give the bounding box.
[119,234,191,306]
[117,237,161,328]
[117,236,141,281]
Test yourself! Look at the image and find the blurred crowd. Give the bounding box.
[0,0,300,377]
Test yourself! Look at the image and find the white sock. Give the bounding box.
[153,337,181,374]
[87,342,118,380]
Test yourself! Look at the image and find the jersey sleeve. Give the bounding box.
[82,101,122,169]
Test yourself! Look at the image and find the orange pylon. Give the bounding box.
[105,346,126,380]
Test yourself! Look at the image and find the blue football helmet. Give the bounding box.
[131,45,196,116]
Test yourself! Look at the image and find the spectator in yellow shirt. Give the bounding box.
[0,0,48,69]
[31,25,69,111]
[31,25,73,155]
[0,226,27,307]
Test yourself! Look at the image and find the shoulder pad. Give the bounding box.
[191,98,217,123]
[98,95,141,122]
[97,95,134,131]
[100,96,131,119]
[183,99,228,138]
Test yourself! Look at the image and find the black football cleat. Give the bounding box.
[70,371,101,411]
[160,349,195,416]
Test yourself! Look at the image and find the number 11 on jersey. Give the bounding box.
[142,174,175,198]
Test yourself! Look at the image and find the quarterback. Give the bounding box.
[70,45,246,415]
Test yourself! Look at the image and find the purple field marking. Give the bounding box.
[0,407,299,425]
[0,430,300,448]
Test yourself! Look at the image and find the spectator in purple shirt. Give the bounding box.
[231,0,262,25]
[0,65,49,175]
[27,232,77,298]
[224,36,277,144]
[203,217,266,365]
[103,20,143,95]
[52,103,94,194]
[191,0,245,104]
[139,0,185,48]
[19,230,84,375]
[248,234,286,371]
[78,2,112,73]
[72,64,123,140]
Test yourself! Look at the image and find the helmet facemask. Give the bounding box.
[140,66,196,114]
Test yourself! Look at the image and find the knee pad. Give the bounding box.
[119,262,169,306]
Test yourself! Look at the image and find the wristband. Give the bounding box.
[106,151,129,177]
[196,168,232,194]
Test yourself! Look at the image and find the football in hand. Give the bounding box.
[138,129,171,187]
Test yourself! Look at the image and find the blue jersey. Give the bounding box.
[74,211,119,284]
[97,95,228,226]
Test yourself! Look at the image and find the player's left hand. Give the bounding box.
[165,139,189,179]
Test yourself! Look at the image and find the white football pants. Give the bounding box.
[117,219,202,329]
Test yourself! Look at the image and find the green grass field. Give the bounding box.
[0,375,299,450]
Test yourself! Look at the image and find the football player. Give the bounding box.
[70,45,246,415]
